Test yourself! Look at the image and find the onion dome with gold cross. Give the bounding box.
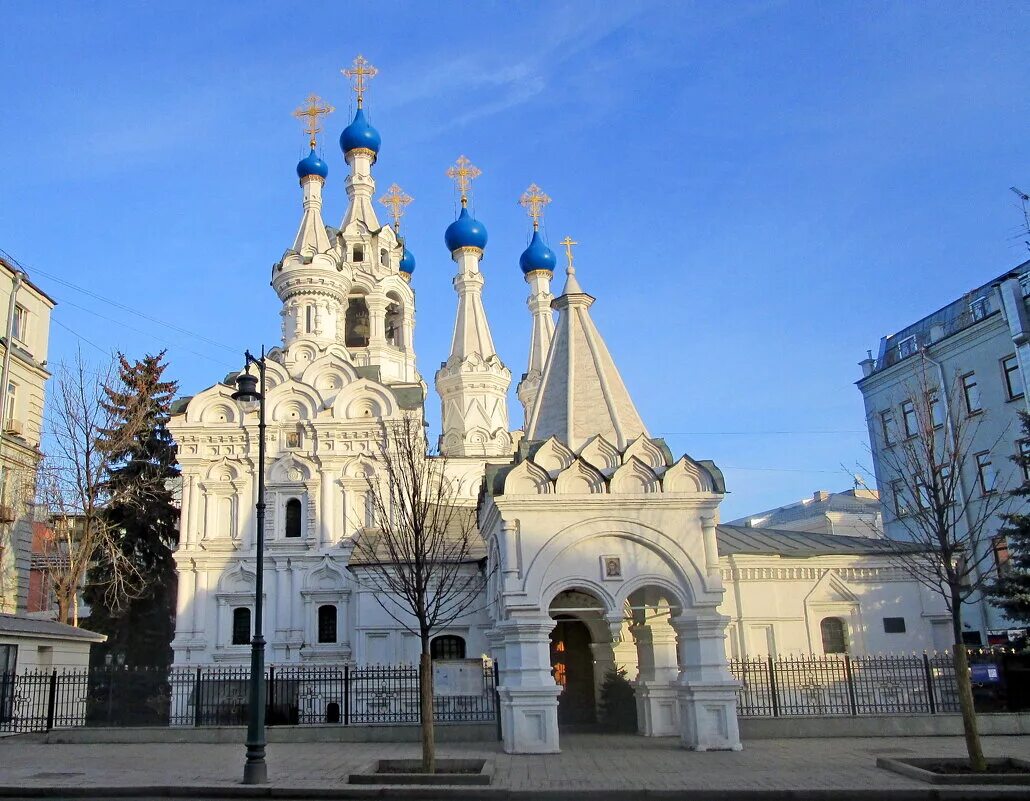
[292,94,334,180]
[518,183,556,274]
[296,148,329,179]
[379,183,416,277]
[339,55,381,156]
[444,156,488,253]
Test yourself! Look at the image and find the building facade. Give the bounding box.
[856,261,1030,644]
[726,488,883,538]
[0,254,55,615]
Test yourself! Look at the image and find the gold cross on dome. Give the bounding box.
[292,93,335,148]
[560,236,578,271]
[342,55,378,108]
[379,183,413,230]
[446,155,482,206]
[519,183,551,231]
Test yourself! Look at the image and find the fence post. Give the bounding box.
[267,665,275,725]
[493,661,502,742]
[45,670,58,731]
[923,653,937,715]
[193,667,202,726]
[844,655,858,716]
[343,664,350,726]
[767,656,779,717]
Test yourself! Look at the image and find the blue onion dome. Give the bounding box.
[339,107,381,155]
[399,247,416,275]
[519,230,556,274]
[444,206,488,252]
[296,148,329,179]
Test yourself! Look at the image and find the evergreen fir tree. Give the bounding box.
[84,351,179,669]
[989,411,1030,623]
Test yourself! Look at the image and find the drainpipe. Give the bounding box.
[0,270,24,505]
[919,348,992,638]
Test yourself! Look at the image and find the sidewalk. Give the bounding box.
[2,733,1030,797]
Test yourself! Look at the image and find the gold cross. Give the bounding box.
[446,155,482,206]
[519,183,551,231]
[292,93,335,148]
[560,236,578,271]
[342,55,378,108]
[379,183,413,230]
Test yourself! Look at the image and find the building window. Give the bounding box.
[352,245,364,262]
[901,400,918,438]
[892,480,909,517]
[915,481,932,510]
[0,644,16,723]
[880,410,896,446]
[11,305,26,342]
[897,336,917,359]
[928,389,945,428]
[993,536,1011,577]
[883,617,906,634]
[820,617,848,655]
[231,608,251,645]
[1021,273,1030,298]
[284,498,302,538]
[305,305,314,334]
[1003,355,1024,400]
[317,605,337,644]
[976,452,996,495]
[1020,440,1030,482]
[430,635,466,660]
[969,296,989,321]
[4,382,15,426]
[380,248,388,266]
[961,373,982,415]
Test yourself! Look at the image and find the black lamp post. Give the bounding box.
[232,349,268,785]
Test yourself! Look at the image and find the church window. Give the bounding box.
[380,248,388,266]
[285,498,302,538]
[232,607,251,645]
[318,605,337,643]
[820,617,847,654]
[352,245,364,262]
[305,305,313,334]
[345,298,370,347]
[430,635,466,660]
[883,617,906,634]
[385,302,401,346]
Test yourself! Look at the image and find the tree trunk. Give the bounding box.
[420,649,435,773]
[952,645,986,771]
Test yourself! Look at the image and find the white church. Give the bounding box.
[167,59,950,754]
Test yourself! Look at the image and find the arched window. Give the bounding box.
[285,498,302,538]
[345,297,370,347]
[820,617,847,654]
[385,301,401,347]
[318,604,337,644]
[352,244,364,262]
[380,248,388,266]
[430,635,466,660]
[232,607,251,645]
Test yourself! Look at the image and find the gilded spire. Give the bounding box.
[292,93,334,149]
[342,54,378,109]
[446,155,482,207]
[560,236,578,274]
[379,183,413,231]
[519,183,551,231]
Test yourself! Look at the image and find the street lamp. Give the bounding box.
[232,348,268,785]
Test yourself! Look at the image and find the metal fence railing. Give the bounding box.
[0,660,498,734]
[730,653,960,717]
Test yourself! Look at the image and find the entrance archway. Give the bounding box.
[550,616,596,725]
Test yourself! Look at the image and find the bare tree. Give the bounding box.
[36,352,144,625]
[871,353,1010,771]
[350,414,486,773]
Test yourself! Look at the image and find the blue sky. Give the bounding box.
[1,1,1028,519]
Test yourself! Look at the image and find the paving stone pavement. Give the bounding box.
[2,734,1030,793]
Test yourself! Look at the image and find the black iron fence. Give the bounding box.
[0,661,498,734]
[730,653,960,717]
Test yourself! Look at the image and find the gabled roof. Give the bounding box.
[716,524,925,557]
[0,613,106,642]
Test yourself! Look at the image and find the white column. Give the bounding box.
[671,612,742,751]
[275,561,290,640]
[633,610,681,737]
[496,615,561,754]
[179,475,193,547]
[175,560,196,636]
[319,468,334,546]
[701,514,719,576]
